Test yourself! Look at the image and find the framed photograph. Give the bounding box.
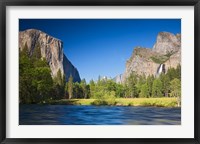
[0,0,199,143]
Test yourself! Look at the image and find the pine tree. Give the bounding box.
[68,75,73,99]
[139,83,149,98]
[170,78,181,97]
[89,79,95,98]
[166,67,176,81]
[170,78,181,106]
[54,69,65,87]
[160,73,170,97]
[146,75,154,97]
[152,79,163,97]
[136,74,146,95]
[125,72,138,98]
[65,82,69,98]
[176,64,181,80]
[72,82,83,99]
[19,42,54,103]
[81,79,88,99]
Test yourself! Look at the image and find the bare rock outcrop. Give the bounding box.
[122,32,181,82]
[19,29,81,82]
[113,74,124,84]
[153,32,181,54]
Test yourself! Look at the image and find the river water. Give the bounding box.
[19,105,181,125]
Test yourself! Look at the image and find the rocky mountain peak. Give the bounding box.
[153,32,181,54]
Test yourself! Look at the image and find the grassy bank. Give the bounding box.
[49,98,179,107]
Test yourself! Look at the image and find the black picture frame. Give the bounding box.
[0,0,200,143]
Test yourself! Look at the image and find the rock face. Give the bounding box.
[122,32,181,82]
[153,32,181,54]
[19,29,81,82]
[113,74,124,84]
[63,55,81,82]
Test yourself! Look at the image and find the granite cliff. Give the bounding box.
[19,29,81,82]
[119,32,181,83]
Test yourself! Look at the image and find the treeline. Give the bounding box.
[64,64,181,100]
[123,65,181,98]
[19,43,181,104]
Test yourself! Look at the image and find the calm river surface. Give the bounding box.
[19,105,181,125]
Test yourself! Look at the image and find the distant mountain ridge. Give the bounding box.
[19,29,81,82]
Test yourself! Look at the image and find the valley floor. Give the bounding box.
[49,97,179,107]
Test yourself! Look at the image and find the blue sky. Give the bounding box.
[19,19,181,82]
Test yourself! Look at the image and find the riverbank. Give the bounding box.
[49,98,178,107]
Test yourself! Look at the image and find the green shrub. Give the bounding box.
[91,91,116,106]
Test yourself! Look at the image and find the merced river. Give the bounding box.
[19,105,181,125]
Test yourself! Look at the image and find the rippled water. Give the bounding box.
[19,105,181,125]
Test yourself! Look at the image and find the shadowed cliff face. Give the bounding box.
[121,32,181,83]
[63,55,81,82]
[19,29,81,82]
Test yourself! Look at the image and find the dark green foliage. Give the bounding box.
[80,79,90,99]
[124,65,181,98]
[31,67,53,102]
[115,83,125,98]
[52,83,64,100]
[73,82,83,99]
[91,65,178,100]
[160,73,170,97]
[152,79,163,97]
[19,43,54,104]
[170,78,181,97]
[19,48,35,103]
[68,75,73,99]
[125,72,138,98]
[146,75,154,97]
[66,80,91,99]
[136,74,146,95]
[139,83,150,98]
[166,65,181,81]
[52,69,66,99]
[54,69,65,86]
[176,64,181,80]
[89,79,95,98]
[90,79,114,98]
[169,77,181,106]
